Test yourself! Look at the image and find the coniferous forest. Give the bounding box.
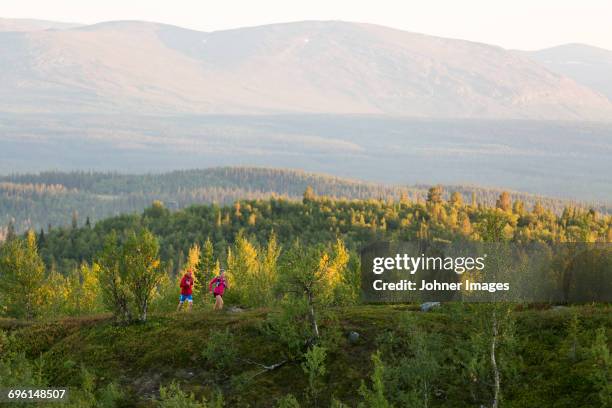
[1,180,611,407]
[2,167,610,235]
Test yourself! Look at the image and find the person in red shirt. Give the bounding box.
[177,268,195,312]
[209,269,229,310]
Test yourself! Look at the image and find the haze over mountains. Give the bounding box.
[1,18,612,120]
[0,18,611,202]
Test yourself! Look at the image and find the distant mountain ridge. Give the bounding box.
[1,18,611,120]
[0,17,80,32]
[527,43,612,102]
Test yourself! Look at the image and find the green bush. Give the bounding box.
[201,327,237,371]
[157,382,222,408]
[276,394,300,408]
[301,345,327,405]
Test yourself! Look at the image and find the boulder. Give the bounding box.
[420,302,441,312]
[347,331,360,344]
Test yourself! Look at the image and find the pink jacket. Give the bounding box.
[209,276,227,295]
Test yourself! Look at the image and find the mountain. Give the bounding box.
[0,17,80,32]
[1,19,611,120]
[527,43,612,102]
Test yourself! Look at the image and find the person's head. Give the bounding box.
[219,268,226,277]
[186,268,193,277]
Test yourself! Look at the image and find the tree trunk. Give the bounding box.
[307,290,319,338]
[141,299,148,322]
[491,313,500,408]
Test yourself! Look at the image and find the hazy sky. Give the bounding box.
[3,0,612,50]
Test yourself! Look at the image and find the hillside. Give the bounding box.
[1,19,611,120]
[21,184,611,279]
[1,169,611,407]
[2,305,611,407]
[527,43,612,102]
[2,167,609,234]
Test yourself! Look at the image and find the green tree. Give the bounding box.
[0,231,45,319]
[456,304,518,408]
[278,243,335,340]
[227,233,259,306]
[426,186,443,205]
[200,237,216,281]
[301,345,327,406]
[276,394,300,408]
[97,232,133,323]
[97,229,162,322]
[358,351,391,408]
[123,229,163,322]
[589,327,612,407]
[258,231,281,306]
[562,309,582,362]
[378,314,441,408]
[477,210,510,242]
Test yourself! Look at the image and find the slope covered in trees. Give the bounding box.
[22,185,609,277]
[2,167,609,235]
[1,186,611,407]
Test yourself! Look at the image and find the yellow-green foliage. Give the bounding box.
[97,229,163,322]
[40,263,104,318]
[0,231,46,319]
[227,232,281,307]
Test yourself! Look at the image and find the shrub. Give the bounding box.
[157,382,222,408]
[301,345,327,405]
[201,327,237,371]
[276,394,300,408]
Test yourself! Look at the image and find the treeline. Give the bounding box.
[2,167,609,233]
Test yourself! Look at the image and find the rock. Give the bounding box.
[552,305,568,311]
[347,331,360,344]
[133,372,161,397]
[227,306,244,313]
[420,302,441,312]
[175,368,196,380]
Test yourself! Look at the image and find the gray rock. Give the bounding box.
[227,306,244,313]
[347,331,360,344]
[420,302,441,312]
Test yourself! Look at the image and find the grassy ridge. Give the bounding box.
[3,305,610,407]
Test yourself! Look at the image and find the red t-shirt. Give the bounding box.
[180,275,194,295]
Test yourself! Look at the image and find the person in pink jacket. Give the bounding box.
[209,269,229,310]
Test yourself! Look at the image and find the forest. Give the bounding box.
[2,167,610,235]
[0,186,611,407]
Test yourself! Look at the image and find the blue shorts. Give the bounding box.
[179,294,193,302]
